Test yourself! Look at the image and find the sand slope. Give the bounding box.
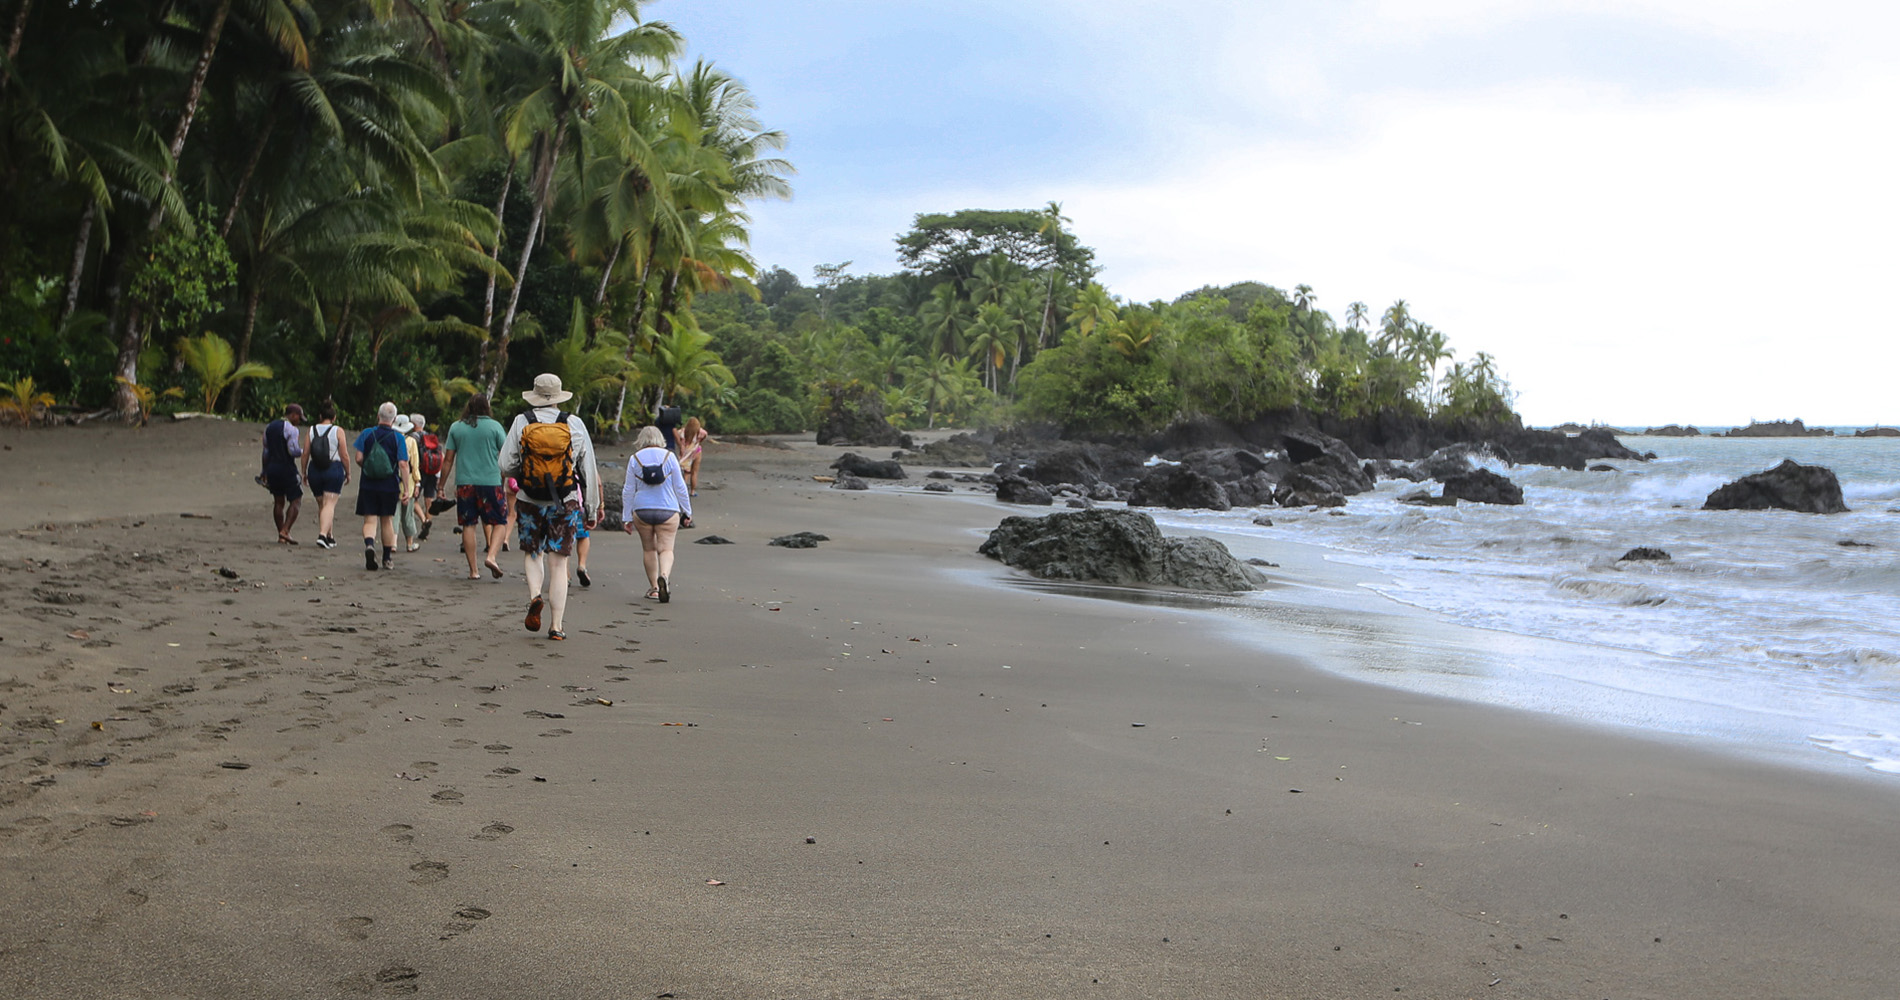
[2,423,1897,999]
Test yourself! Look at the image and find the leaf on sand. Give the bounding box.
[705,879,725,886]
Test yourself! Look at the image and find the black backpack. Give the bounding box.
[264,418,293,465]
[308,425,334,471]
[637,450,667,486]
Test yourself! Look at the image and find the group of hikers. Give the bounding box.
[257,373,708,640]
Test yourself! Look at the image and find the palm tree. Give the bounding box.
[476,0,682,395]
[1067,282,1117,340]
[177,331,272,412]
[1108,308,1160,358]
[634,321,734,405]
[967,253,1014,307]
[965,302,1014,392]
[904,354,979,428]
[1032,200,1071,350]
[1377,300,1411,355]
[918,283,970,358]
[1345,301,1369,333]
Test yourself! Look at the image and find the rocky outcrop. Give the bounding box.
[995,475,1054,506]
[1620,547,1671,561]
[923,481,953,493]
[769,532,830,548]
[1441,468,1524,505]
[1397,488,1456,507]
[1364,459,1426,482]
[1854,426,1900,438]
[1127,465,1231,511]
[831,452,906,479]
[978,508,1267,592]
[1724,420,1832,438]
[1643,424,1701,437]
[814,383,912,448]
[831,472,869,490]
[1703,460,1848,513]
[905,431,992,465]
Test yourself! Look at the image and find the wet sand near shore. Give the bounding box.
[2,422,1898,999]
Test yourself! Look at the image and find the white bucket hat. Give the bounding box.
[392,414,415,433]
[522,373,573,407]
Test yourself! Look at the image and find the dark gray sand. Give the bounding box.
[2,422,1897,998]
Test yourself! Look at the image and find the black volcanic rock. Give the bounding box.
[831,452,906,479]
[1724,420,1832,438]
[978,508,1267,592]
[1703,460,1848,513]
[1620,547,1671,561]
[1441,468,1524,505]
[1127,465,1232,511]
[995,475,1055,506]
[1643,424,1702,437]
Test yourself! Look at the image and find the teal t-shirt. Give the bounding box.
[444,416,507,486]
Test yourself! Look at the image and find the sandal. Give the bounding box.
[524,596,544,632]
[645,588,661,601]
[576,568,591,588]
[657,576,670,604]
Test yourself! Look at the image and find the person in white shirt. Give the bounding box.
[496,374,601,640]
[620,424,692,602]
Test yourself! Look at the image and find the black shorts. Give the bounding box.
[420,473,438,498]
[355,488,399,518]
[264,462,302,500]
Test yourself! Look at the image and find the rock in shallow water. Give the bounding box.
[1440,468,1524,505]
[1703,459,1848,513]
[977,508,1267,592]
[769,532,830,548]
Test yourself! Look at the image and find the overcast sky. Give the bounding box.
[651,1,1900,426]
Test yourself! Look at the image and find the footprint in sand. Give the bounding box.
[429,789,463,805]
[484,743,512,753]
[537,729,571,738]
[449,738,478,749]
[380,823,414,844]
[334,915,374,941]
[439,905,491,940]
[440,718,465,728]
[471,822,513,841]
[485,767,520,779]
[373,964,420,994]
[408,761,439,774]
[408,860,448,885]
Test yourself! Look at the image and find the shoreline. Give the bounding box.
[4,423,1899,997]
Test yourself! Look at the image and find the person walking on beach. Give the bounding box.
[498,374,600,640]
[411,413,443,543]
[393,413,425,552]
[678,416,709,497]
[438,393,508,580]
[352,402,411,571]
[261,403,305,544]
[301,401,350,548]
[655,402,681,453]
[621,425,691,602]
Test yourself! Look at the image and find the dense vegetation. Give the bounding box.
[0,0,787,427]
[703,206,1516,436]
[0,3,1514,436]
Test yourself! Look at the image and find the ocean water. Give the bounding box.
[1139,435,1900,777]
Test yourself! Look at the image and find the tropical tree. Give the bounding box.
[1067,282,1117,340]
[177,331,272,412]
[918,283,970,358]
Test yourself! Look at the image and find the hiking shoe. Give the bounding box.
[418,521,432,542]
[547,629,566,641]
[365,548,379,571]
[524,596,544,632]
[382,556,394,571]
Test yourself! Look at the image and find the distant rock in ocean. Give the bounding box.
[1853,426,1900,438]
[1723,420,1832,438]
[1643,424,1701,437]
[1551,422,1628,435]
[1703,460,1848,513]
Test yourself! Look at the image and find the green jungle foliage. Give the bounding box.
[0,4,1512,436]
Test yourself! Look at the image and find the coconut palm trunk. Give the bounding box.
[322,298,354,405]
[226,277,265,414]
[114,0,234,421]
[2,0,30,90]
[219,107,277,239]
[609,245,657,431]
[59,202,94,327]
[485,127,563,397]
[480,162,513,332]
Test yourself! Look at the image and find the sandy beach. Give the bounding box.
[2,421,1897,999]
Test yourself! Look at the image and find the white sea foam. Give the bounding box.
[1145,434,1900,777]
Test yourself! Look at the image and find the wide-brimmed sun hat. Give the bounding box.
[392,414,415,433]
[522,373,573,406]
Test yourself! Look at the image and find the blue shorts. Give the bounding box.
[307,465,345,496]
[355,487,399,518]
[516,502,582,556]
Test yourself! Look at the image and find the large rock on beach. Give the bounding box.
[1127,465,1232,511]
[978,508,1267,592]
[831,452,906,479]
[995,474,1055,506]
[814,383,912,448]
[1440,468,1524,505]
[1703,460,1848,513]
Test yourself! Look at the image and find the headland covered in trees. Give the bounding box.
[0,1,1519,444]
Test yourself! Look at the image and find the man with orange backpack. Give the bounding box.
[496,374,601,641]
